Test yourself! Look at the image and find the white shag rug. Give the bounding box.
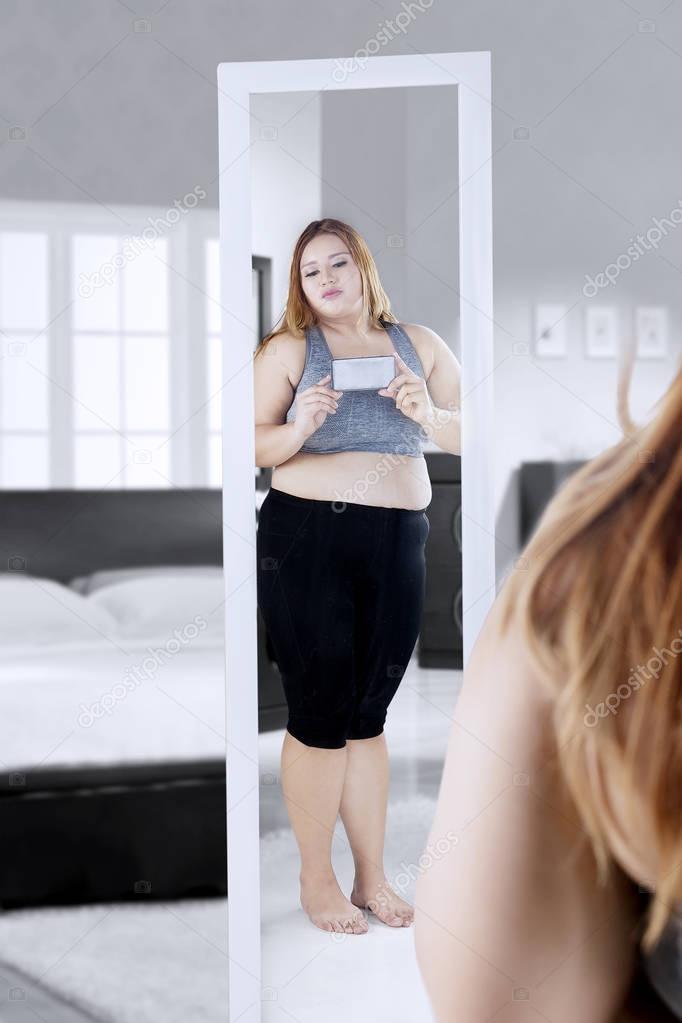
[0,898,229,1023]
[0,794,438,1023]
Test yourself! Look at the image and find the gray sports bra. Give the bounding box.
[285,317,430,457]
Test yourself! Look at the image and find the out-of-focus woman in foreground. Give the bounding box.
[414,351,682,1023]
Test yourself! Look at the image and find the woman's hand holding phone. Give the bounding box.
[378,351,434,427]
[293,374,343,441]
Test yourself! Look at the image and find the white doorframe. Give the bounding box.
[217,50,494,1023]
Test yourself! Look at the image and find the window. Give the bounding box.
[0,231,50,487]
[72,233,170,488]
[0,203,223,490]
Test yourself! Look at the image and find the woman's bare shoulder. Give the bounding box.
[257,328,305,355]
[457,584,559,778]
[400,321,442,342]
[255,329,306,387]
[474,575,660,890]
[398,322,441,376]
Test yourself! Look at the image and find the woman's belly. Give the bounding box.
[270,450,432,510]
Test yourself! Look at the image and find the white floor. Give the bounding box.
[259,654,462,1023]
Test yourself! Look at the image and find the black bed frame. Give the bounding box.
[0,760,227,907]
[0,487,285,908]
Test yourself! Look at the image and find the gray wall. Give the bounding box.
[321,87,409,325]
[2,0,679,512]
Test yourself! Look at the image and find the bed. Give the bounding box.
[0,487,284,908]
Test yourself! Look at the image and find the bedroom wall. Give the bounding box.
[0,0,679,518]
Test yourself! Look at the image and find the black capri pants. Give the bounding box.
[256,487,430,750]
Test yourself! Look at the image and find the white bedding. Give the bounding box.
[0,570,227,771]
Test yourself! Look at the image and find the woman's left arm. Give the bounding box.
[380,324,461,455]
[413,590,641,1023]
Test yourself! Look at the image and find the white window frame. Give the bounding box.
[0,199,220,488]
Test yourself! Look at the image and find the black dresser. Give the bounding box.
[418,452,463,669]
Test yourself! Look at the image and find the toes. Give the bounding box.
[328,914,368,934]
[371,905,402,926]
[346,911,368,934]
[366,896,408,928]
[309,908,369,934]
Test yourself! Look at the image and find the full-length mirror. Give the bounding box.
[219,52,495,1023]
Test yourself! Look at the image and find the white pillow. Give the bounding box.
[87,575,225,641]
[69,564,222,596]
[0,575,119,646]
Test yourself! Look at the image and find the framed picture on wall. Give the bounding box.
[534,303,567,358]
[585,306,618,359]
[635,305,668,359]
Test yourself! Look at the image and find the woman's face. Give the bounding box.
[299,233,363,321]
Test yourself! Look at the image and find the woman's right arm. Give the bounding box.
[253,337,305,468]
[253,337,339,468]
[255,420,306,470]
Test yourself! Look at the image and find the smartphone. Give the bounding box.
[331,355,396,391]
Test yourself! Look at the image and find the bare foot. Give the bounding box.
[300,875,369,934]
[350,874,413,927]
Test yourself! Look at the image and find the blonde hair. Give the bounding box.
[254,218,397,358]
[498,345,682,953]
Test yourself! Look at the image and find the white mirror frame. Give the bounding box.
[217,50,494,1023]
